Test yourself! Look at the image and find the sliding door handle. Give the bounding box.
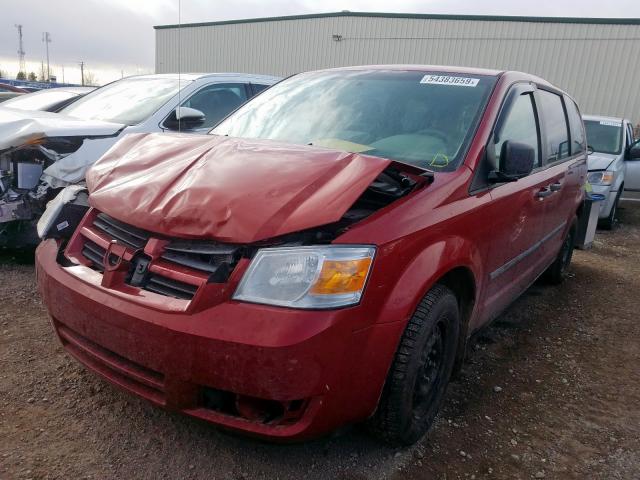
[536,188,553,198]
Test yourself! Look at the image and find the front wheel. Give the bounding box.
[544,218,577,284]
[600,189,621,230]
[368,284,460,445]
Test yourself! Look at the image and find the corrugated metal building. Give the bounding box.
[155,12,640,123]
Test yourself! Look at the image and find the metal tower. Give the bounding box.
[42,32,51,82]
[15,24,26,74]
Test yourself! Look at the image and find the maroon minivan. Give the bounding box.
[36,66,587,445]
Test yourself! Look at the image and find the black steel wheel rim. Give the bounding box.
[412,321,446,420]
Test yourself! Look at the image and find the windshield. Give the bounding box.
[60,77,184,125]
[211,70,496,171]
[1,89,78,111]
[584,119,623,155]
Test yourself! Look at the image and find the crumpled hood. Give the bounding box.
[86,133,393,243]
[587,152,617,171]
[0,107,124,150]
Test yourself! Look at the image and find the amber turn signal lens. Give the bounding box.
[310,258,373,295]
[24,136,46,146]
[601,172,614,184]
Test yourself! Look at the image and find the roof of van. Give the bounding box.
[310,65,559,89]
[583,114,626,123]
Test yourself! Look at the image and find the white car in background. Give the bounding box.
[0,86,95,112]
[583,115,639,229]
[0,73,280,247]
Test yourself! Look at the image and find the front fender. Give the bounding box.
[613,171,624,193]
[374,235,483,328]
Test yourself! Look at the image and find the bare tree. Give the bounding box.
[83,70,98,86]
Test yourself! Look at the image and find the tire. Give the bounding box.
[600,190,620,230]
[544,218,577,285]
[368,284,460,446]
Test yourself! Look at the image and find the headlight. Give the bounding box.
[233,246,376,309]
[36,185,87,239]
[587,171,614,186]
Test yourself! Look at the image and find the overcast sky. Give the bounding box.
[1,0,639,85]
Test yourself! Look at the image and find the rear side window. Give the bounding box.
[494,93,540,169]
[565,100,585,155]
[251,83,270,95]
[538,90,570,163]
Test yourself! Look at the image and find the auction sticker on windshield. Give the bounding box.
[599,120,622,127]
[420,75,479,87]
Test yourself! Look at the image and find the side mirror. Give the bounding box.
[489,140,535,183]
[586,145,594,155]
[627,140,640,160]
[165,107,206,130]
[176,106,205,122]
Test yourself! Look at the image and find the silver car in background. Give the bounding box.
[583,115,637,229]
[0,73,280,247]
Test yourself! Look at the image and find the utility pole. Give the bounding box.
[15,25,26,75]
[79,61,85,86]
[42,32,51,82]
[61,65,65,83]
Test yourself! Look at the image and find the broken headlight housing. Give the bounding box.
[36,185,88,239]
[233,246,376,309]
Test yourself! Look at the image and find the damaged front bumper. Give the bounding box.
[0,135,119,248]
[36,238,403,440]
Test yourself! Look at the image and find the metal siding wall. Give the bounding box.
[156,17,640,123]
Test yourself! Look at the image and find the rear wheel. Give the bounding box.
[544,218,576,284]
[368,284,460,445]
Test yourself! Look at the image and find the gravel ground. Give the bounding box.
[1,203,639,480]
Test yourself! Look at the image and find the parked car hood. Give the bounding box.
[86,133,393,243]
[587,152,617,171]
[0,107,124,150]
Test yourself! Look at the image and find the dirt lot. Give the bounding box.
[1,204,639,480]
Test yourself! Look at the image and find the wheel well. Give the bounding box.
[436,267,476,376]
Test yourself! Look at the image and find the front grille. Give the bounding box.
[81,240,106,271]
[161,240,239,278]
[93,213,150,250]
[145,273,199,300]
[75,210,242,301]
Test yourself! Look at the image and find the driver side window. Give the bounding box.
[494,93,540,170]
[181,83,249,129]
[627,123,635,148]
